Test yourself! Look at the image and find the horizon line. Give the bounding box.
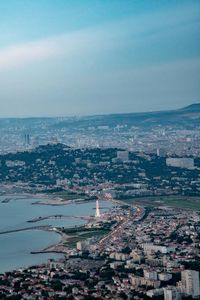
[0,102,199,120]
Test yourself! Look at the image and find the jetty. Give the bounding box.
[0,225,50,235]
[27,214,90,223]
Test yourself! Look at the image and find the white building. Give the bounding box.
[164,286,181,300]
[166,157,194,169]
[144,270,158,281]
[180,270,200,298]
[110,261,124,269]
[76,240,91,251]
[48,259,65,270]
[109,252,129,261]
[130,275,160,289]
[157,148,167,157]
[142,243,170,254]
[117,150,129,162]
[130,251,142,263]
[146,288,164,298]
[158,273,172,282]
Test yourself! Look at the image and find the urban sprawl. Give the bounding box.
[0,107,200,300]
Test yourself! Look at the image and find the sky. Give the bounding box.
[0,0,199,117]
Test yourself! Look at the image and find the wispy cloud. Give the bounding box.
[0,2,199,71]
[0,42,57,70]
[0,30,108,70]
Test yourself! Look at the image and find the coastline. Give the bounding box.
[33,199,121,255]
[31,229,70,255]
[0,193,115,270]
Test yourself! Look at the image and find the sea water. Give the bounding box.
[0,196,113,273]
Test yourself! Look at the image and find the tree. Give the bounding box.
[51,279,63,291]
[119,291,128,299]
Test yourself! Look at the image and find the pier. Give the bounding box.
[27,214,90,223]
[0,225,50,235]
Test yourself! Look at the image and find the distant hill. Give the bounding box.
[0,103,199,131]
[179,103,200,112]
[53,103,200,129]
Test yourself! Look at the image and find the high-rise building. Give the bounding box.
[24,133,30,146]
[163,286,181,300]
[157,148,167,157]
[180,270,200,298]
[95,200,100,218]
[27,134,30,145]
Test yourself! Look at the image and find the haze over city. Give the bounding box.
[0,0,200,117]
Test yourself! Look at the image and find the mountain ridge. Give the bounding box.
[0,103,199,130]
[179,103,200,112]
[0,103,199,120]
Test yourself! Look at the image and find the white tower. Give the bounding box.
[95,200,101,218]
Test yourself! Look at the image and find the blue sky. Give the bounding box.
[0,0,199,117]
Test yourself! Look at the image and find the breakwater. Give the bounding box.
[0,225,50,235]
